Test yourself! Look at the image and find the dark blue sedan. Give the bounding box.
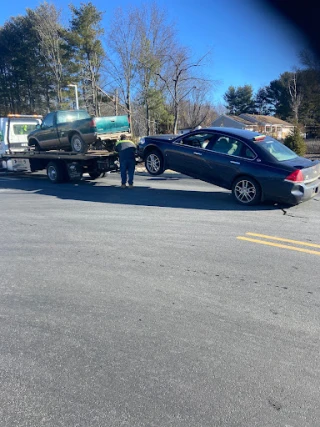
[137,127,320,206]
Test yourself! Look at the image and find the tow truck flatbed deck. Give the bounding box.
[1,149,116,160]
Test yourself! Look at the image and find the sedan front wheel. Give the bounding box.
[232,176,261,205]
[145,150,164,175]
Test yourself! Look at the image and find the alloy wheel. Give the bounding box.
[234,179,257,204]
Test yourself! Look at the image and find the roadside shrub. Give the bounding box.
[283,126,306,156]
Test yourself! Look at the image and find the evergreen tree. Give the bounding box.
[0,15,49,114]
[283,125,306,156]
[254,87,273,115]
[224,85,255,115]
[68,2,105,115]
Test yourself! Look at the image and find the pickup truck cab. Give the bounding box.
[28,110,96,153]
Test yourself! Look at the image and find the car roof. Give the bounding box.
[198,127,263,140]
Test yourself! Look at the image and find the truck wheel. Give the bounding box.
[46,161,66,183]
[145,150,164,175]
[88,172,101,179]
[71,134,88,153]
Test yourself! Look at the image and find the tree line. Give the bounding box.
[1,1,319,137]
[0,1,217,136]
[223,51,320,138]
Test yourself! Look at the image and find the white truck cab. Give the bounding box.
[0,114,42,154]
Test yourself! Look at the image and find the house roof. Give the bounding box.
[227,115,257,126]
[240,114,294,127]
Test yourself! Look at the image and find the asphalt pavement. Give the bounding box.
[1,170,320,427]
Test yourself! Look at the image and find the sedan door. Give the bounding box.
[204,135,257,189]
[165,132,218,180]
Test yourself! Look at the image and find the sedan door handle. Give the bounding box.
[230,161,240,165]
[193,152,202,156]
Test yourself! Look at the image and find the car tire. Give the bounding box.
[46,161,66,183]
[145,150,164,175]
[88,171,101,179]
[232,176,261,206]
[71,134,88,153]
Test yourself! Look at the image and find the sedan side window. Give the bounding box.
[243,147,256,159]
[211,136,241,155]
[210,136,256,159]
[178,133,213,149]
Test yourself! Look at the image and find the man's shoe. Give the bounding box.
[128,184,134,188]
[121,184,127,188]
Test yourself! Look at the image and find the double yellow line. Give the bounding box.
[237,233,320,256]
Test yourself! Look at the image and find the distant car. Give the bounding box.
[137,127,320,206]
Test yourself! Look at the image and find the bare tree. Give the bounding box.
[288,69,302,121]
[179,86,216,129]
[105,7,140,125]
[156,47,214,134]
[28,2,64,107]
[135,3,175,135]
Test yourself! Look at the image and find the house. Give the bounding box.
[211,114,258,131]
[212,114,294,140]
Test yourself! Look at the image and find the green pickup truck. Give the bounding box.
[28,110,96,153]
[28,110,131,153]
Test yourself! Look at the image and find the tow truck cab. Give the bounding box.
[0,114,43,154]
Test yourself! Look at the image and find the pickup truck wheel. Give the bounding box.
[145,150,164,175]
[88,172,101,179]
[47,161,66,183]
[71,134,88,153]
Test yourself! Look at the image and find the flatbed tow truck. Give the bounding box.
[0,149,119,183]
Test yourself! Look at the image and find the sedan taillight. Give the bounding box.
[285,170,304,183]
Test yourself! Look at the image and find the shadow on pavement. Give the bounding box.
[0,171,288,212]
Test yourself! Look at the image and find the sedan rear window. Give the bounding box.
[258,137,298,161]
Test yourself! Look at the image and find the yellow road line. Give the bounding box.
[245,232,320,249]
[237,237,320,256]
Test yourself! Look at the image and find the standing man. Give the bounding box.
[115,134,136,188]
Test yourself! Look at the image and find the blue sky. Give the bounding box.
[1,0,308,105]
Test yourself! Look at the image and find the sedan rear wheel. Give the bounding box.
[145,150,164,175]
[232,176,261,205]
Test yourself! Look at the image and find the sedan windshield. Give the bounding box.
[258,137,298,161]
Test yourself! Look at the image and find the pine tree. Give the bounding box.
[283,125,306,156]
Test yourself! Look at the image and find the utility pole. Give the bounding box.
[114,89,118,116]
[67,84,79,110]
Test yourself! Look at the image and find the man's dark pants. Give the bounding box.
[120,158,135,185]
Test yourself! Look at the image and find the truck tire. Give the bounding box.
[88,172,101,179]
[34,142,42,151]
[71,134,88,153]
[46,161,66,183]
